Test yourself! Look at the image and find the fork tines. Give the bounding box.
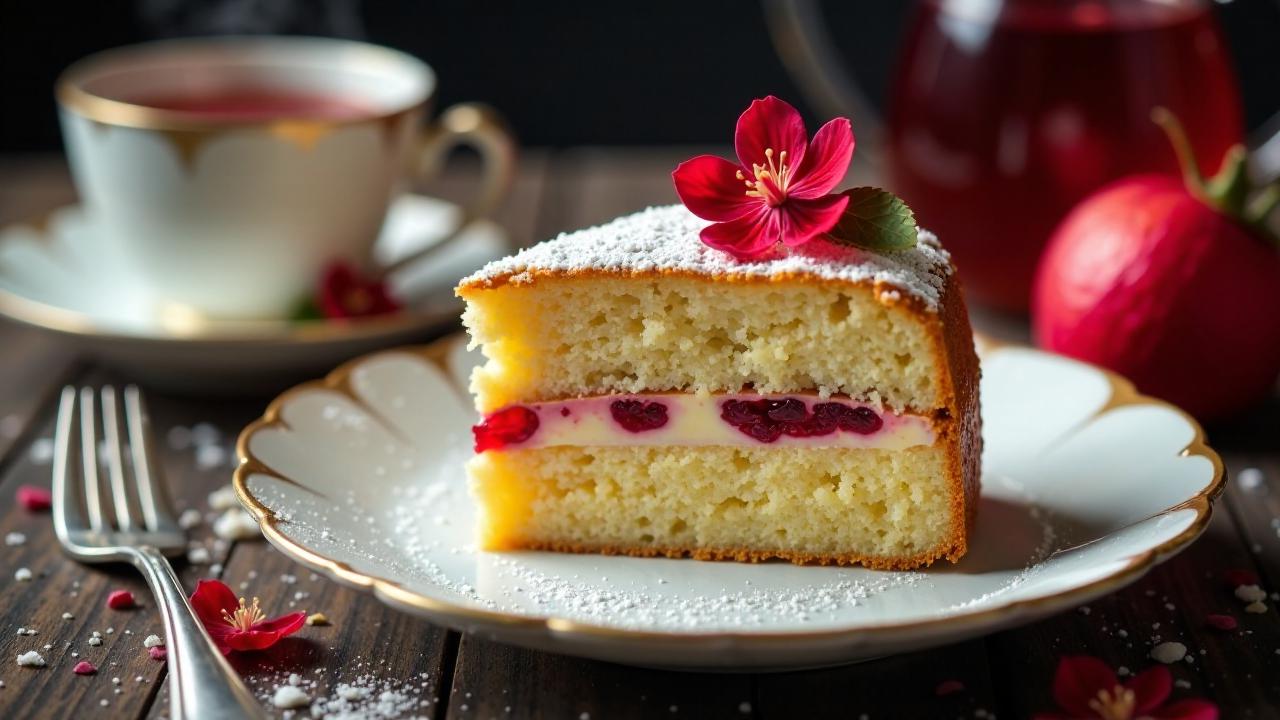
[53,385,183,552]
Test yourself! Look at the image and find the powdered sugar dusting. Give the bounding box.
[462,205,954,311]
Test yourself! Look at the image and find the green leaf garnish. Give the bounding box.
[289,296,324,323]
[826,187,918,252]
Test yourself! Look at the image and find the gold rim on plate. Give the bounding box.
[233,335,1225,646]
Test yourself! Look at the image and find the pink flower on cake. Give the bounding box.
[1036,655,1217,720]
[189,579,306,655]
[672,96,854,259]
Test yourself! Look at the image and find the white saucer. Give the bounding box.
[0,195,509,391]
[235,336,1223,669]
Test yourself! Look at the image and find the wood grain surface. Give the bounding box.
[0,153,1276,719]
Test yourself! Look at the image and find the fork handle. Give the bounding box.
[132,547,265,720]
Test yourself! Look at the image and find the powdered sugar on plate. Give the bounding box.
[461,204,954,311]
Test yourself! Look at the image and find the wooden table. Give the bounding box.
[0,150,1277,719]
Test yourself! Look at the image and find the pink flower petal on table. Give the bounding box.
[1126,665,1173,714]
[1205,614,1238,631]
[72,661,97,675]
[16,485,52,512]
[934,679,965,697]
[1052,655,1118,717]
[106,590,136,610]
[1222,569,1258,588]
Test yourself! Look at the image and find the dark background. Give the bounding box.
[2,0,1279,152]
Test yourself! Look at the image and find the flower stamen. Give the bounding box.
[742,147,794,206]
[1087,684,1137,720]
[221,596,267,633]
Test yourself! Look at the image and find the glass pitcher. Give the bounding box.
[767,0,1246,313]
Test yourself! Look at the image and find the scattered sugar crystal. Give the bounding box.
[88,637,102,647]
[1175,679,1192,689]
[195,444,228,470]
[190,422,220,446]
[5,532,26,546]
[288,673,301,686]
[270,681,309,707]
[16,651,45,667]
[337,684,366,701]
[1117,666,1131,677]
[187,546,211,564]
[213,508,259,541]
[143,634,164,648]
[1238,467,1265,491]
[739,701,753,713]
[178,509,203,529]
[1150,642,1187,664]
[14,568,32,582]
[1236,585,1267,603]
[28,438,54,464]
[166,425,192,450]
[207,485,239,511]
[61,613,73,620]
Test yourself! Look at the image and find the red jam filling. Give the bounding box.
[473,396,889,452]
[472,405,540,452]
[720,399,882,443]
[609,399,669,432]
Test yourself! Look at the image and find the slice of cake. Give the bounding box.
[457,204,980,569]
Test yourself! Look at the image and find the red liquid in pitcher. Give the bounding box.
[886,0,1243,312]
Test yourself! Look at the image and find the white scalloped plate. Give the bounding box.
[234,336,1223,669]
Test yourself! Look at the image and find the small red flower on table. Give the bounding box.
[316,261,402,320]
[672,96,854,259]
[189,579,306,655]
[1036,655,1217,720]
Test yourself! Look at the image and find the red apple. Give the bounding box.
[1033,111,1280,421]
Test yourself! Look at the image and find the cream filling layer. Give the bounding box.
[497,394,935,450]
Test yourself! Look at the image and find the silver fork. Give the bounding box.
[53,385,263,720]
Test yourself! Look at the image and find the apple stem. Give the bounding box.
[1151,107,1206,190]
[1151,107,1279,250]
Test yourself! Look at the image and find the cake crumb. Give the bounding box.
[305,612,330,626]
[270,681,309,707]
[143,634,164,648]
[213,508,259,540]
[16,651,45,667]
[1150,642,1187,664]
[207,484,239,511]
[1235,585,1267,603]
[1245,601,1268,614]
[178,508,203,529]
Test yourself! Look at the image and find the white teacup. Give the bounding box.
[57,36,514,320]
